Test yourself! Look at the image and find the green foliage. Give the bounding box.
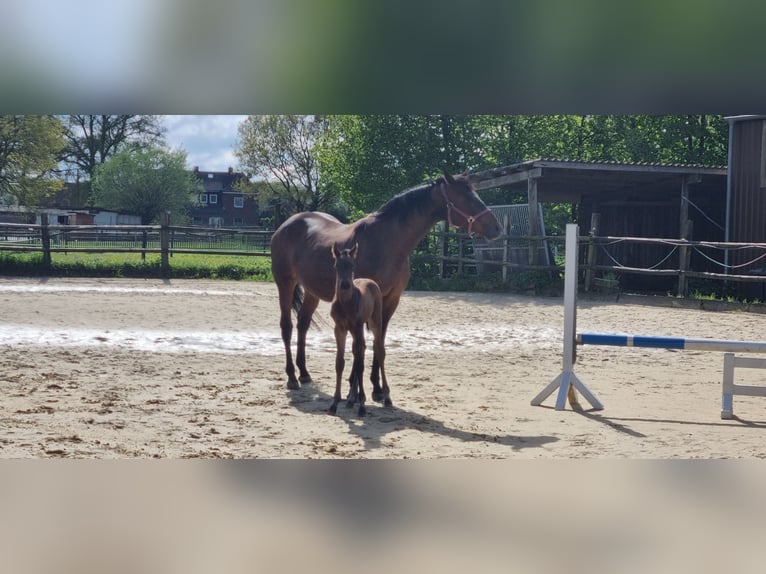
[60,115,165,179]
[91,146,201,224]
[236,115,333,215]
[0,251,273,281]
[316,114,728,222]
[0,115,66,208]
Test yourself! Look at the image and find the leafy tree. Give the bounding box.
[0,115,66,209]
[91,146,201,224]
[235,115,332,214]
[60,115,165,180]
[316,114,730,222]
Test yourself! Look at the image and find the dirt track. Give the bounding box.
[1,276,765,458]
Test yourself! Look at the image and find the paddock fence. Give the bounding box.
[2,216,766,297]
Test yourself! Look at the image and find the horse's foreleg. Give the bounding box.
[371,296,399,402]
[373,334,392,408]
[329,328,346,415]
[295,293,320,384]
[345,355,360,407]
[352,328,367,416]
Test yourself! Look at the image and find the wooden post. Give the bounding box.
[677,175,698,297]
[160,212,170,277]
[527,176,540,265]
[502,214,510,283]
[40,213,51,269]
[584,213,600,292]
[141,230,148,261]
[457,235,464,275]
[678,219,693,297]
[439,223,449,278]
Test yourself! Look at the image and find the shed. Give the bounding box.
[468,159,728,291]
[724,116,766,298]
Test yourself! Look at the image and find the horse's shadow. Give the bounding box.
[287,383,558,454]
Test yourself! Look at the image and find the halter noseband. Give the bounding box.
[440,183,491,237]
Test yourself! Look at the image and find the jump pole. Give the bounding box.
[531,224,604,411]
[531,224,766,415]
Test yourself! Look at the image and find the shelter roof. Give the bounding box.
[468,159,727,203]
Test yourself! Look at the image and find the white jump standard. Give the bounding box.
[532,223,766,418]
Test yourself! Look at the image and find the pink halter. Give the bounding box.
[440,184,491,237]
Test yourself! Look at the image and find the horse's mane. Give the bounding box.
[372,178,440,224]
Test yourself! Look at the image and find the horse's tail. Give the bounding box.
[292,284,322,329]
[291,284,304,317]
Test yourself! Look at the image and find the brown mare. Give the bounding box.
[270,171,502,399]
[328,243,389,416]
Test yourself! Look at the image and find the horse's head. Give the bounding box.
[332,242,358,292]
[438,170,502,240]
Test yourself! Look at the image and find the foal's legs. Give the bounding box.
[295,291,320,384]
[329,327,346,415]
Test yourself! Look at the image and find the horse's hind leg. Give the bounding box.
[295,291,320,384]
[276,280,300,389]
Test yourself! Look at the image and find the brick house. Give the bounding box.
[190,166,261,227]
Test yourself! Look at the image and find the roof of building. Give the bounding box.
[468,158,727,203]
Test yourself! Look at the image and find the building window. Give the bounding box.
[233,217,243,226]
[208,194,218,205]
[233,196,244,208]
[208,217,223,227]
[192,216,203,225]
[199,194,208,204]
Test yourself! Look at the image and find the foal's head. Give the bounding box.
[332,243,358,295]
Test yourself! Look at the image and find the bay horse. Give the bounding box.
[270,170,502,397]
[328,243,389,416]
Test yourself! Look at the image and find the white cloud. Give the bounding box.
[163,115,247,172]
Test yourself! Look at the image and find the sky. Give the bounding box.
[162,115,247,173]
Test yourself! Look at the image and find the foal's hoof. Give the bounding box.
[299,374,313,384]
[371,390,384,403]
[358,404,367,417]
[384,398,393,408]
[328,403,338,415]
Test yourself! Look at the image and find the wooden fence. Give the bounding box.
[2,216,766,297]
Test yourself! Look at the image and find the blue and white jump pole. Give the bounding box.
[532,223,766,414]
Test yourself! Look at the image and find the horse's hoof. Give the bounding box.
[286,378,300,390]
[358,405,366,417]
[384,398,393,408]
[371,391,384,403]
[328,404,338,415]
[299,374,313,384]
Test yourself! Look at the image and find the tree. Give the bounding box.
[60,115,165,180]
[0,115,66,209]
[235,115,332,214]
[91,147,201,224]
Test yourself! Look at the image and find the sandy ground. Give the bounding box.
[1,276,766,458]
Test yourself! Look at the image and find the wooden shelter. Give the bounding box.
[467,159,728,291]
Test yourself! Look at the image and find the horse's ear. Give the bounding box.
[350,243,359,259]
[442,170,455,184]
